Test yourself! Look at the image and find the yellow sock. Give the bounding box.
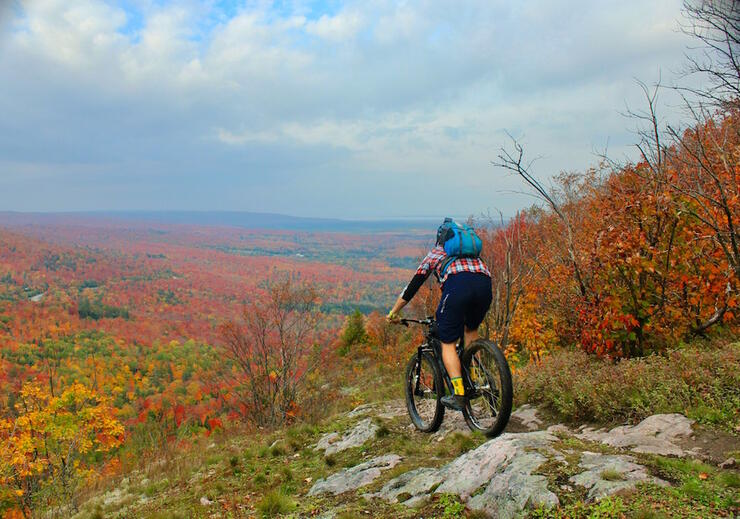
[451,377,465,396]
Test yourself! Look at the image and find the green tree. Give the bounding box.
[339,309,368,356]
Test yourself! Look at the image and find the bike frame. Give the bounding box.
[403,317,467,399]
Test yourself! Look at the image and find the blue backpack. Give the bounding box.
[436,218,483,277]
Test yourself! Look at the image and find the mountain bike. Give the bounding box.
[398,317,512,438]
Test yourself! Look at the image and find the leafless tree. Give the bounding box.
[494,137,589,299]
[680,0,740,107]
[219,277,319,427]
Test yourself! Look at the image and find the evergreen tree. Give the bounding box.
[339,309,368,355]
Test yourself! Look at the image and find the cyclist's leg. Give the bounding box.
[463,274,493,345]
[441,341,461,377]
[435,277,465,378]
[463,327,479,347]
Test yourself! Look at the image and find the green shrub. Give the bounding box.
[600,469,625,481]
[436,493,465,518]
[269,444,285,457]
[280,466,293,482]
[256,490,295,518]
[339,309,368,355]
[375,422,390,438]
[515,342,740,429]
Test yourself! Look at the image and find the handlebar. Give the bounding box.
[398,316,435,327]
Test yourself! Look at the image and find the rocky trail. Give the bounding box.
[307,401,739,518]
[79,398,739,518]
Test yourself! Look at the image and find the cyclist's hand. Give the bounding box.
[387,310,401,323]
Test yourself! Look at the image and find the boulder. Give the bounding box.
[510,404,544,431]
[316,418,379,455]
[347,403,376,418]
[467,451,559,518]
[308,454,402,496]
[375,431,559,517]
[576,414,694,456]
[570,452,667,501]
[371,467,443,506]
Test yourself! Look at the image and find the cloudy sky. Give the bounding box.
[0,0,708,218]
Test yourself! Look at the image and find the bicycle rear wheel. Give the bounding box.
[404,350,444,433]
[461,339,512,438]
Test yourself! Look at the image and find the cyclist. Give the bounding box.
[387,219,492,411]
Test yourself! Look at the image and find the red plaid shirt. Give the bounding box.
[416,245,490,285]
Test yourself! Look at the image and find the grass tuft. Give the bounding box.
[375,423,391,438]
[600,468,626,481]
[270,444,285,457]
[256,490,295,518]
[280,466,294,482]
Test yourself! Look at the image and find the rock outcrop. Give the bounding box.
[374,431,559,518]
[570,452,668,500]
[316,418,379,455]
[576,414,695,456]
[314,408,705,518]
[308,454,402,496]
[510,404,544,431]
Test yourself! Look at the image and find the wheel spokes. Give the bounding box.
[467,354,502,425]
[408,357,439,427]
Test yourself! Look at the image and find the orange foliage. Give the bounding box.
[495,110,739,358]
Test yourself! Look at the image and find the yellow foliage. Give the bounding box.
[0,382,124,513]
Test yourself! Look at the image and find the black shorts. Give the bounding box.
[436,272,492,343]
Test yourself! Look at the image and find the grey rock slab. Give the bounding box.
[347,403,376,418]
[375,399,407,419]
[467,451,559,519]
[576,414,695,456]
[375,430,558,516]
[431,410,470,440]
[547,424,572,435]
[316,418,379,455]
[436,431,557,499]
[308,454,402,496]
[570,452,667,501]
[370,467,443,506]
[511,404,544,431]
[316,432,340,452]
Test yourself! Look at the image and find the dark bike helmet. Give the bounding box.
[436,217,454,246]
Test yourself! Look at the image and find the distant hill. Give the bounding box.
[0,211,446,233]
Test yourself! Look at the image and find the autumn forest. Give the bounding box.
[1,98,738,514]
[2,0,740,517]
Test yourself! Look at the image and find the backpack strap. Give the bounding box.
[439,255,457,279]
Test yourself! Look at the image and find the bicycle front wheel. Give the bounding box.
[404,350,444,433]
[461,339,513,438]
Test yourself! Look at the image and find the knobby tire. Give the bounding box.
[461,339,513,438]
[404,350,444,433]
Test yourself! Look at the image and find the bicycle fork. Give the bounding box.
[414,346,424,397]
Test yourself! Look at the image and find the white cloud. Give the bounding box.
[306,10,363,41]
[0,0,711,217]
